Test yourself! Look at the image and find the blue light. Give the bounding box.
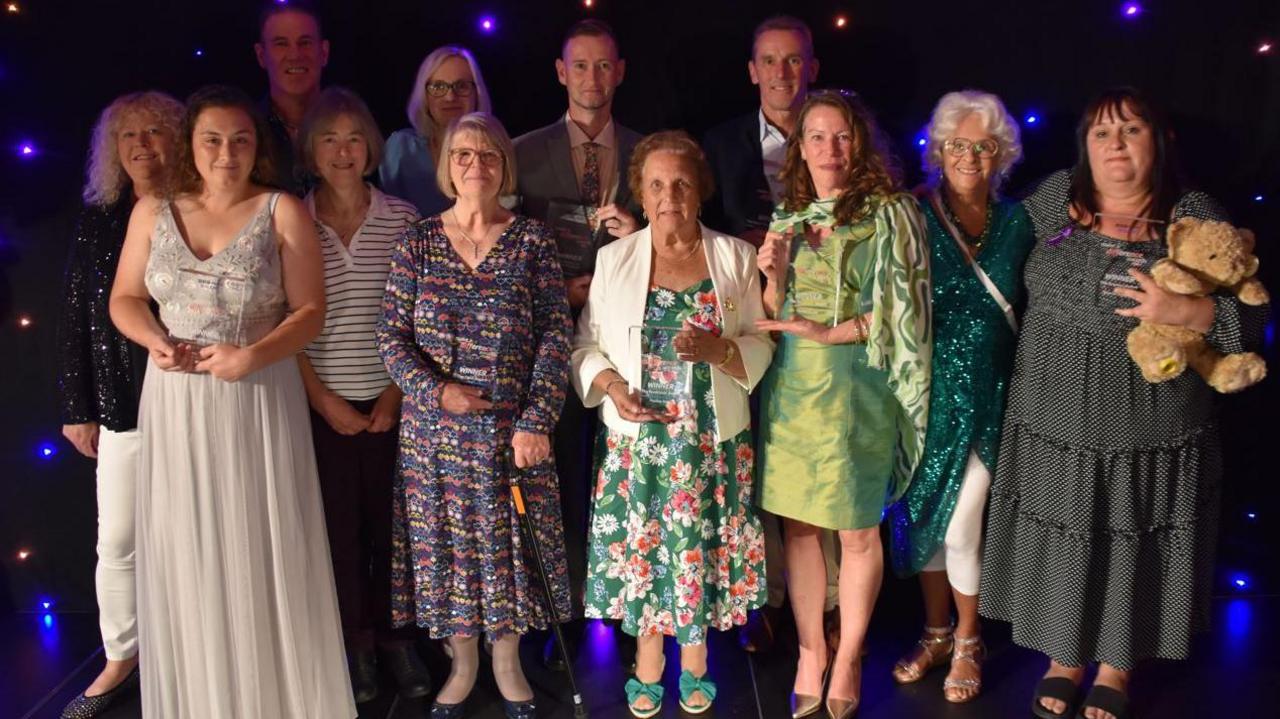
[37,442,57,459]
[1246,511,1258,520]
[1024,113,1039,125]
[1121,3,1142,18]
[1254,194,1264,202]
[1231,573,1250,590]
[194,48,204,57]
[1225,598,1252,644]
[40,599,52,610]
[479,15,495,33]
[42,614,53,628]
[1266,322,1275,349]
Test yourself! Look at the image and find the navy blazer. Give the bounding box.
[702,111,775,239]
[513,118,643,276]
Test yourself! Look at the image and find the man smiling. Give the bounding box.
[253,0,328,192]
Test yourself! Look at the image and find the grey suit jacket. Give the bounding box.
[514,118,643,277]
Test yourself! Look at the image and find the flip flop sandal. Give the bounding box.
[1031,676,1082,718]
[1076,684,1131,719]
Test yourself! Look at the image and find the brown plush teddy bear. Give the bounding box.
[1125,217,1269,393]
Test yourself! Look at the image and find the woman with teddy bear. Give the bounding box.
[978,87,1270,719]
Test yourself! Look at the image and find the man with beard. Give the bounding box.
[514,17,642,671]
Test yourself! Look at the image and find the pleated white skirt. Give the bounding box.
[136,358,355,718]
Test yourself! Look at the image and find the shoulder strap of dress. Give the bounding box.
[268,191,282,216]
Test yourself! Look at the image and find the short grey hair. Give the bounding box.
[435,112,517,199]
[922,90,1023,193]
[405,46,492,141]
[297,86,385,180]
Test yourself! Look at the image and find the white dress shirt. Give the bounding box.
[758,108,788,205]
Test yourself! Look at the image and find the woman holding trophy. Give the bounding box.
[571,130,773,717]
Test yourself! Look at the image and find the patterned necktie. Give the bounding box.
[581,141,602,229]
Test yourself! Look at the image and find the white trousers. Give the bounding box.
[95,427,139,660]
[763,509,839,611]
[921,450,991,596]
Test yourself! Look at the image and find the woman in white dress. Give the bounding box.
[109,84,355,718]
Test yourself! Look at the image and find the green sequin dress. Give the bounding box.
[887,197,1034,576]
[584,280,767,644]
[756,195,931,530]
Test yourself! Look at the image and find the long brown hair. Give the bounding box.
[779,90,901,225]
[170,85,279,196]
[1068,87,1182,231]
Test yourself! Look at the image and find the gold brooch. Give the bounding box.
[724,299,736,311]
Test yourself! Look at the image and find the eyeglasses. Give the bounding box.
[449,148,504,167]
[426,79,477,97]
[943,138,999,158]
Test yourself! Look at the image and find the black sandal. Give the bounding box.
[1076,684,1131,719]
[1031,676,1082,718]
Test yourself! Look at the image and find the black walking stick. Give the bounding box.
[506,447,589,718]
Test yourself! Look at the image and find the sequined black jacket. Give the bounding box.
[56,198,148,431]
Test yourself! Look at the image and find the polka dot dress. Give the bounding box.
[977,170,1268,670]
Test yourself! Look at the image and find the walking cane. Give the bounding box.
[506,447,589,718]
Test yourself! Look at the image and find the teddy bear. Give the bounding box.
[1125,217,1269,393]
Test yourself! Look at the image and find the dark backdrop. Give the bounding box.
[1,0,1276,614]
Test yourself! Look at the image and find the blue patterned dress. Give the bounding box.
[378,214,573,639]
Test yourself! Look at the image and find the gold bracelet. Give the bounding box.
[717,340,737,368]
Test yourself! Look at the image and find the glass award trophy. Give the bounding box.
[170,266,251,347]
[630,322,692,411]
[545,199,598,277]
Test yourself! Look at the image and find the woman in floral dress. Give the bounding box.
[377,112,572,719]
[572,131,774,717]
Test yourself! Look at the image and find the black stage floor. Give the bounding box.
[6,586,1275,718]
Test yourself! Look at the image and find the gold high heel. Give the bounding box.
[891,625,953,684]
[824,657,862,719]
[790,651,831,718]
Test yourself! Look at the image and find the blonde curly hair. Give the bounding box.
[82,91,183,207]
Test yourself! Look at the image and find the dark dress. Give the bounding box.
[378,214,574,639]
[978,171,1270,669]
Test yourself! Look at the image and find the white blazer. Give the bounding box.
[571,224,774,442]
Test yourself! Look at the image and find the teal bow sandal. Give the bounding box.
[625,675,665,719]
[678,670,718,714]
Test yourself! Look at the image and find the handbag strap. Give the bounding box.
[930,190,1018,333]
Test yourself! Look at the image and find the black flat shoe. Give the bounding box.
[60,666,140,719]
[1076,685,1131,719]
[1032,676,1082,718]
[430,699,466,718]
[503,697,537,719]
[349,649,379,704]
[384,643,433,698]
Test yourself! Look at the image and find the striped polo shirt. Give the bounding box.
[304,186,420,400]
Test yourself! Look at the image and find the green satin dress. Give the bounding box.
[756,195,931,530]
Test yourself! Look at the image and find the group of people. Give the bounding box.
[54,2,1268,719]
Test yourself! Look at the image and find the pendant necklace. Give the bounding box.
[452,209,488,259]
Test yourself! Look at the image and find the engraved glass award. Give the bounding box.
[630,322,692,411]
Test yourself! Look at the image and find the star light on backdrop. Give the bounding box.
[835,15,848,29]
[1259,42,1273,55]
[1122,3,1142,19]
[479,15,495,33]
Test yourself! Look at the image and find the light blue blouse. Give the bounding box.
[378,128,451,218]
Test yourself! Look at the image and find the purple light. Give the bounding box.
[479,16,495,32]
[18,142,36,158]
[1122,3,1141,18]
[194,48,204,57]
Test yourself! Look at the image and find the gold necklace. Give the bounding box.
[655,236,703,264]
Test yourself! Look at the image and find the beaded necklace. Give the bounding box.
[939,192,993,255]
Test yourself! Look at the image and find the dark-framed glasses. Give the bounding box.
[943,138,999,158]
[449,148,504,167]
[426,79,477,97]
